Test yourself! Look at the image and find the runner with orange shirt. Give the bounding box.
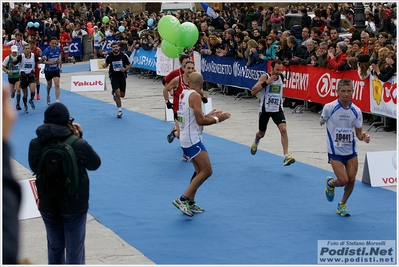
[59,26,75,64]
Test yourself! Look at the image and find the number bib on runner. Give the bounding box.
[265,84,282,112]
[112,60,123,71]
[63,46,69,53]
[334,128,353,147]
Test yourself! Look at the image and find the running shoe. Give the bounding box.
[71,56,76,64]
[23,106,28,114]
[283,154,296,166]
[117,110,123,118]
[47,95,51,105]
[182,154,191,162]
[250,139,259,155]
[172,198,193,217]
[29,99,35,110]
[11,90,15,98]
[167,126,176,143]
[190,203,205,213]
[36,93,40,100]
[16,104,21,110]
[324,176,335,202]
[336,203,350,216]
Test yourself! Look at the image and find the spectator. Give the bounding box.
[377,8,390,34]
[330,27,343,45]
[372,49,396,82]
[301,27,311,46]
[236,36,249,60]
[220,28,237,57]
[357,54,371,80]
[270,7,283,32]
[330,3,341,32]
[246,39,258,67]
[311,42,328,68]
[301,8,311,30]
[311,8,326,32]
[366,37,377,56]
[54,2,63,22]
[264,35,278,60]
[245,7,256,30]
[262,7,274,36]
[366,15,377,34]
[283,36,306,66]
[360,31,370,55]
[378,32,393,45]
[327,41,347,71]
[250,38,267,64]
[346,40,362,58]
[298,40,316,65]
[250,28,262,42]
[338,55,358,71]
[349,26,361,42]
[370,40,383,62]
[290,21,302,41]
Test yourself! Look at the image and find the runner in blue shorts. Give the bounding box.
[320,78,370,216]
[172,72,231,217]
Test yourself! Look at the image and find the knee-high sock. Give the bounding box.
[22,97,28,107]
[16,93,21,105]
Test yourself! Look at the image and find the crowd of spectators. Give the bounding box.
[2,2,397,130]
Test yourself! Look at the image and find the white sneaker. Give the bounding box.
[172,198,193,217]
[117,110,123,118]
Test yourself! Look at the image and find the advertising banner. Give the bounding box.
[132,48,157,72]
[201,54,267,90]
[369,75,397,119]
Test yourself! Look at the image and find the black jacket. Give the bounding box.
[28,123,101,214]
[2,142,21,264]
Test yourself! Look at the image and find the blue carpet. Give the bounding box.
[9,74,397,265]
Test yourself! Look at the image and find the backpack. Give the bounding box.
[35,135,80,199]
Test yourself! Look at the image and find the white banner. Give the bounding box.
[369,75,397,119]
[71,75,106,92]
[362,151,397,187]
[156,48,175,76]
[89,59,108,72]
[18,179,41,220]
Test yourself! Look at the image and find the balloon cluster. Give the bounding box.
[28,21,40,28]
[158,15,199,58]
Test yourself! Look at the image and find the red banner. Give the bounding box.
[2,45,11,60]
[281,64,370,112]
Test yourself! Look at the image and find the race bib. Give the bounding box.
[63,46,69,53]
[24,63,33,69]
[334,128,353,147]
[112,60,123,71]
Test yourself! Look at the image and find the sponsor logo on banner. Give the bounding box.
[370,75,397,119]
[315,74,366,101]
[317,240,396,264]
[71,75,105,92]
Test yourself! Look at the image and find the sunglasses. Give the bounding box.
[368,43,373,45]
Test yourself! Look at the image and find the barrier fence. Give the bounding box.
[2,42,396,119]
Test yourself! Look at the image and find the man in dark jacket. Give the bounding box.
[330,3,341,31]
[300,9,312,30]
[28,103,101,264]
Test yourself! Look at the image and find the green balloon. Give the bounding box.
[179,22,199,48]
[161,40,184,58]
[102,16,109,23]
[158,15,181,44]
